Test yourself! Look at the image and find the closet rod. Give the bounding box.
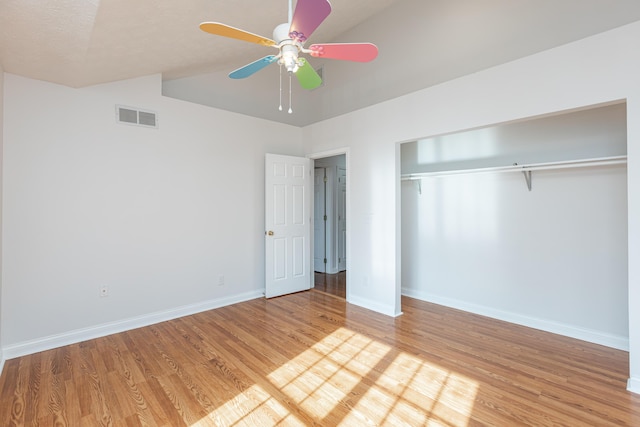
[401,155,627,181]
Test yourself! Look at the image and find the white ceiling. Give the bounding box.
[2,0,640,127]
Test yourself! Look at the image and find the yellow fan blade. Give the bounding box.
[199,22,276,47]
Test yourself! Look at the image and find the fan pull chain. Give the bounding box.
[288,72,293,114]
[278,64,283,112]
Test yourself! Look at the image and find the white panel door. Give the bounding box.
[314,168,326,273]
[265,154,312,298]
[338,167,347,271]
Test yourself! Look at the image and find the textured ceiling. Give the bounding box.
[0,0,399,87]
[3,0,640,126]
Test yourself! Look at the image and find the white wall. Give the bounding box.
[0,66,4,372]
[402,103,627,174]
[2,73,302,356]
[402,165,628,348]
[401,104,628,348]
[314,155,346,169]
[302,21,640,392]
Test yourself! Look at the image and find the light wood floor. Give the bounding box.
[1,291,639,426]
[314,271,346,299]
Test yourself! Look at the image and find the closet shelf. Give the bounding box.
[401,155,627,191]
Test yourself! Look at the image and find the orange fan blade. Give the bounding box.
[199,22,276,47]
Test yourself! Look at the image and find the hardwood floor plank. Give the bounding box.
[155,373,207,426]
[141,376,189,427]
[2,291,640,426]
[7,360,27,426]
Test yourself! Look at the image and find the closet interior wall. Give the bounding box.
[401,102,629,350]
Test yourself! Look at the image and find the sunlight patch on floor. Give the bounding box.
[193,327,479,426]
[267,327,391,419]
[341,351,479,426]
[193,383,305,426]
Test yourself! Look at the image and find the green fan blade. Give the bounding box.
[295,58,322,90]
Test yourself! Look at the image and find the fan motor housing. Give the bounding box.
[273,23,291,43]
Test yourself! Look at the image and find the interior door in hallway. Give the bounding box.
[314,167,326,272]
[265,154,312,298]
[338,166,347,271]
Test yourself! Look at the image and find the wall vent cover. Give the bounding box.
[116,105,158,128]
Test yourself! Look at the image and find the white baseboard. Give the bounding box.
[0,349,5,377]
[348,294,402,317]
[628,377,640,394]
[2,290,264,360]
[402,288,629,351]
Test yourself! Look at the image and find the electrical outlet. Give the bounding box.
[100,285,109,298]
[218,275,225,286]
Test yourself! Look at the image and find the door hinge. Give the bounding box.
[324,215,327,221]
[324,176,328,183]
[324,258,327,264]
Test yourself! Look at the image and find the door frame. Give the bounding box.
[308,148,350,301]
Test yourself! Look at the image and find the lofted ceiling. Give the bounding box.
[2,0,640,127]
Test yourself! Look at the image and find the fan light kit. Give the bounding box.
[200,0,378,114]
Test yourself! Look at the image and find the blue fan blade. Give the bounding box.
[229,55,278,79]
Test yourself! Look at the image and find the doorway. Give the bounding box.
[313,154,347,298]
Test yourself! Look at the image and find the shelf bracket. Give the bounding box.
[523,170,532,191]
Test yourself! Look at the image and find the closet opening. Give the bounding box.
[400,101,629,350]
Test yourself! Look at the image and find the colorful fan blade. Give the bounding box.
[295,58,322,90]
[289,0,331,43]
[309,43,378,62]
[200,22,276,47]
[229,55,278,79]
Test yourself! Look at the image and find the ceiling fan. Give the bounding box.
[200,0,378,113]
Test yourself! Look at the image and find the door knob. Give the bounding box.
[267,230,274,236]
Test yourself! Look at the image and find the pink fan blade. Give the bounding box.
[309,43,378,62]
[289,0,331,43]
